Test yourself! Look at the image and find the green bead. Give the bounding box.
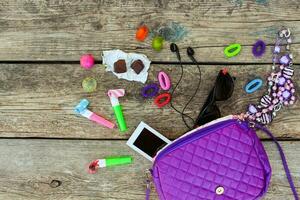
[152,36,164,51]
[224,43,242,58]
[82,77,97,93]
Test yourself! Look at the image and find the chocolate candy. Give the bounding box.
[114,60,127,73]
[131,60,144,74]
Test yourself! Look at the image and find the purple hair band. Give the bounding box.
[252,40,266,58]
[141,83,159,98]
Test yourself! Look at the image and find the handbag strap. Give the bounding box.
[255,123,299,200]
[145,180,150,200]
[145,187,150,200]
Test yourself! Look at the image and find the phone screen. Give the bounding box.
[133,128,168,158]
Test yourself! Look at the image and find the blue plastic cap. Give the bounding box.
[74,99,90,114]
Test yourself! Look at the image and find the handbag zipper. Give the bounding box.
[153,119,236,166]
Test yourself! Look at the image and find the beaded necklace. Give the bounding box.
[239,28,296,125]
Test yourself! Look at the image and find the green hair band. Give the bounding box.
[224,43,242,58]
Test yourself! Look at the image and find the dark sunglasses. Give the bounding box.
[194,69,235,127]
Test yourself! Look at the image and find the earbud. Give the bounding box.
[187,47,197,63]
[187,47,194,56]
[170,43,181,61]
[170,43,178,52]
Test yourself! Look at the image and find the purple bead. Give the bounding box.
[272,99,278,104]
[280,65,284,70]
[282,90,291,99]
[291,96,296,101]
[291,89,295,93]
[279,55,290,65]
[274,46,280,53]
[248,104,258,114]
[279,96,284,101]
[277,91,282,97]
[278,77,286,86]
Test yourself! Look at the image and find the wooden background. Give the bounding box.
[0,0,299,199]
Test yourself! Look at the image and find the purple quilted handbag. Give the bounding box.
[147,116,299,200]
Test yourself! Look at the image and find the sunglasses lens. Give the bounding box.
[214,70,234,101]
[195,104,221,126]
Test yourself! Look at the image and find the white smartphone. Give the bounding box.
[127,121,171,161]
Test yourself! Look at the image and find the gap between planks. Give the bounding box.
[0,137,299,142]
[0,60,299,65]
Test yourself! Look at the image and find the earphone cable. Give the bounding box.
[169,60,194,129]
[170,57,202,130]
[180,59,202,129]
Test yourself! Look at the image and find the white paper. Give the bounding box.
[102,50,151,83]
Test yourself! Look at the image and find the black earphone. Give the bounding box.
[170,43,181,61]
[187,47,197,63]
[169,43,202,130]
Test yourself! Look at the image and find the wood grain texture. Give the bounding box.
[0,64,299,139]
[0,0,299,62]
[0,139,298,200]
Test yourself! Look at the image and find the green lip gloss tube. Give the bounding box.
[107,89,128,132]
[88,156,133,174]
[99,156,133,168]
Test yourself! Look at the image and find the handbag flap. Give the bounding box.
[152,119,271,200]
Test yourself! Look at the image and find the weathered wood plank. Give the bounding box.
[0,0,299,62]
[0,64,299,139]
[0,139,298,200]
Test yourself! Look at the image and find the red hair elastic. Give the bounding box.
[154,93,171,108]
